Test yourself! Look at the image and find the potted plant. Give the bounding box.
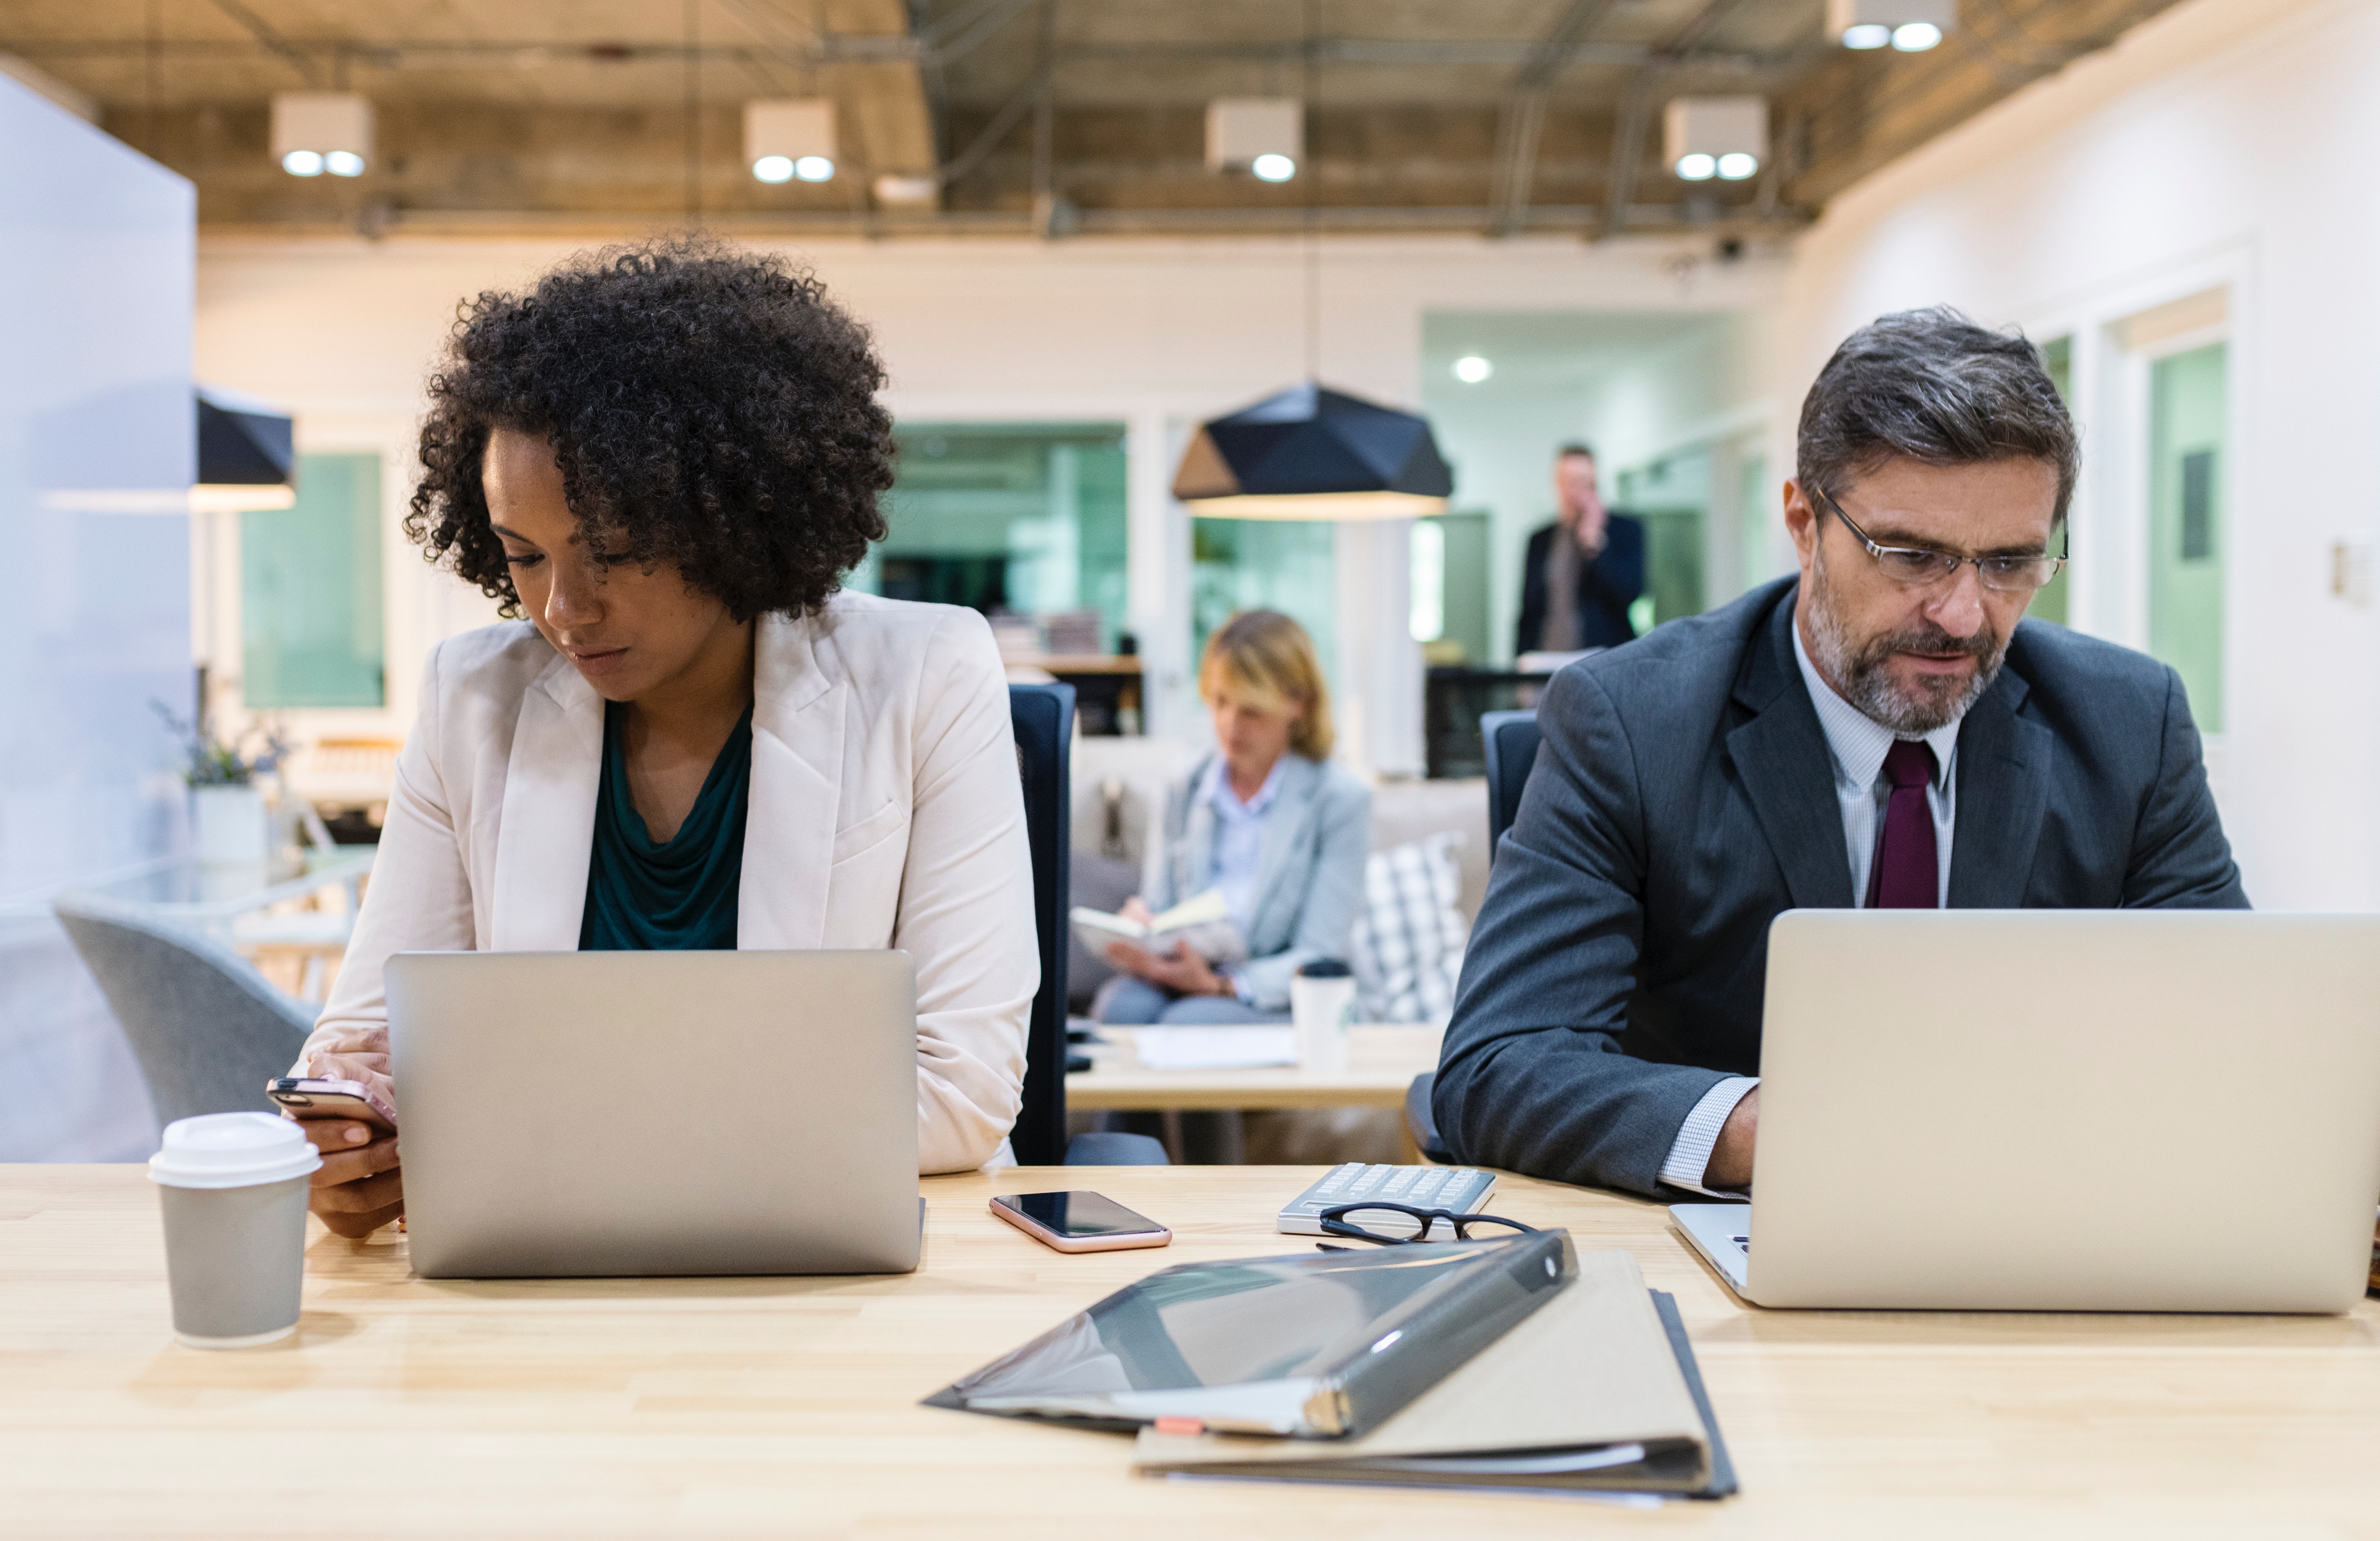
[153,703,290,866]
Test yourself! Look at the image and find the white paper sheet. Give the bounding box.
[1131,1026,1298,1070]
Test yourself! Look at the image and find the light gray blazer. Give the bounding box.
[1143,752,1372,1013]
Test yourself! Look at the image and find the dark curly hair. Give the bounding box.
[406,235,895,621]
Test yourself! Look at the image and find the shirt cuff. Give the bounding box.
[1226,967,1255,1004]
[1659,1076,1759,1197]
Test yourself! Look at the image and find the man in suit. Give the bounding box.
[1515,443,1647,655]
[1435,307,2245,1198]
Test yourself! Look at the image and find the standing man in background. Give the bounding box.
[1516,442,1647,656]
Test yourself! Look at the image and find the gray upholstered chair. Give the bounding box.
[52,895,314,1127]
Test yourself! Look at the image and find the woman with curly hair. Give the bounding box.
[290,238,1037,1235]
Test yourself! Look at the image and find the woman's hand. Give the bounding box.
[295,1029,405,1238]
[1118,897,1156,926]
[1106,939,1232,997]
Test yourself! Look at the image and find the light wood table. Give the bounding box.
[5,1164,2378,1539]
[1065,1025,1442,1113]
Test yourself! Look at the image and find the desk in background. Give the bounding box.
[8,1162,2375,1539]
[1067,1025,1443,1160]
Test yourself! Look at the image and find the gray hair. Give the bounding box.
[1796,306,2078,524]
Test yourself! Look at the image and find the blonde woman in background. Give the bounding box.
[1096,609,1371,1026]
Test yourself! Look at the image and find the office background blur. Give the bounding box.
[4,0,2374,1159]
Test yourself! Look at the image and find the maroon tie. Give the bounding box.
[1867,740,1940,909]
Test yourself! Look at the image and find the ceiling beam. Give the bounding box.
[201,0,320,87]
[1489,0,1620,237]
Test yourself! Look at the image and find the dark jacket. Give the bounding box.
[1515,514,1646,655]
[1435,577,2247,1196]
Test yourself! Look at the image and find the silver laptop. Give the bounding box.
[387,950,921,1279]
[1673,910,2380,1313]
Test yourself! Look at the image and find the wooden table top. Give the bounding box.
[1064,1025,1442,1111]
[6,1163,2378,1539]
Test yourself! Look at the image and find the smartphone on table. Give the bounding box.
[991,1191,1170,1253]
[266,1077,397,1133]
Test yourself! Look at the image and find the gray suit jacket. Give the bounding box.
[1145,753,1372,1013]
[1433,577,2247,1196]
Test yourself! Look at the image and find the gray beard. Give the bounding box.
[1805,557,2005,735]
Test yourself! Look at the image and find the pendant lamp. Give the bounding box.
[1173,380,1453,521]
[194,384,296,513]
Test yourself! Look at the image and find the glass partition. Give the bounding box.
[860,424,1129,654]
[2147,343,2227,732]
[241,452,386,708]
[1191,518,1336,683]
[1615,450,1709,629]
[2030,334,2074,627]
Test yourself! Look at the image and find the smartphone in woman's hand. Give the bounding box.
[267,1076,397,1133]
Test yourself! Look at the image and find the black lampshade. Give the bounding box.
[196,385,295,487]
[1173,380,1452,521]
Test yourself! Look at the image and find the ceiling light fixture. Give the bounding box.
[1664,97,1765,184]
[1173,383,1453,522]
[1454,356,1492,384]
[195,384,296,512]
[1827,0,1957,52]
[270,93,372,180]
[746,99,835,184]
[1207,99,1303,180]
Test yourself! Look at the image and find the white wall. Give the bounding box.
[0,78,193,1159]
[193,230,1788,772]
[1774,0,2380,907]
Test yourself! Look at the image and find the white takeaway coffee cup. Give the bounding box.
[1291,959,1358,1073]
[148,1112,321,1349]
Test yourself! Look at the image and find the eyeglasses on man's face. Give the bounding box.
[1814,485,2068,593]
[1316,1201,1539,1246]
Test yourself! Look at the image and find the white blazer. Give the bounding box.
[296,592,1039,1174]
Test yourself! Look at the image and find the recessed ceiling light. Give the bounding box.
[280,150,324,177]
[1251,153,1297,183]
[323,150,364,177]
[1842,23,1890,47]
[793,155,835,182]
[1716,152,1759,181]
[753,155,794,183]
[1675,152,1717,181]
[1892,21,1943,49]
[1453,356,1492,384]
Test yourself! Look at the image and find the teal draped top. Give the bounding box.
[578,700,754,952]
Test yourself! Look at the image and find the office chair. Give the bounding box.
[1008,684,1168,1167]
[1480,709,1543,865]
[52,895,313,1127]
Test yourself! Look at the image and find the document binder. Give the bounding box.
[1132,1249,1736,1498]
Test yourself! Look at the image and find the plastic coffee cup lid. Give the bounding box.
[148,1112,324,1189]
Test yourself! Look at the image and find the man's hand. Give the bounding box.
[1104,938,1232,997]
[296,1031,405,1238]
[1702,1088,1758,1191]
[1577,500,1610,557]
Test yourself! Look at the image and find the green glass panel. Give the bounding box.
[876,424,1129,649]
[2030,336,2074,627]
[1426,510,1493,665]
[1191,518,1336,683]
[2147,343,2226,732]
[241,452,385,708]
